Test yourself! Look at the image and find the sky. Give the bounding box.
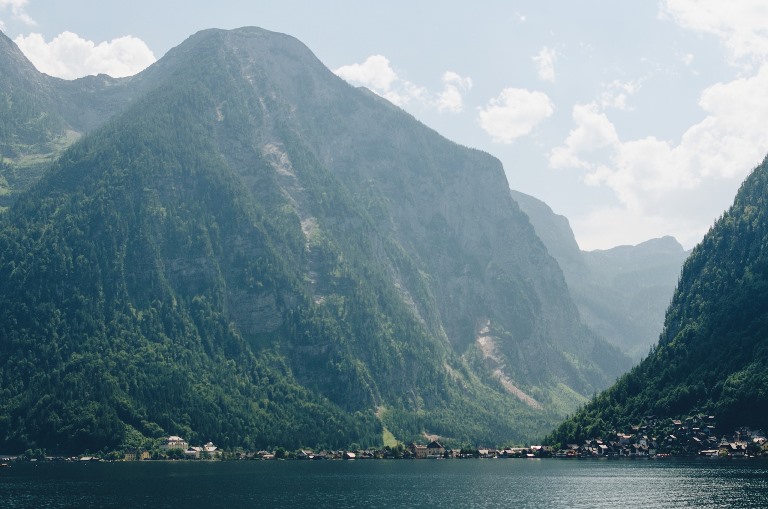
[2,1,768,250]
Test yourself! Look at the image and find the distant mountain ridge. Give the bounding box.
[0,27,630,453]
[0,30,146,209]
[546,154,768,445]
[511,190,688,359]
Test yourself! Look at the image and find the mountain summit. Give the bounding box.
[0,27,629,452]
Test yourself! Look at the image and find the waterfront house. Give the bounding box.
[185,442,221,459]
[297,450,314,460]
[730,442,747,457]
[123,450,150,461]
[162,436,188,452]
[410,443,428,459]
[203,442,221,459]
[427,441,445,457]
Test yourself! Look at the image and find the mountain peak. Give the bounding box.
[591,235,685,256]
[0,29,48,86]
[157,25,320,73]
[634,235,686,255]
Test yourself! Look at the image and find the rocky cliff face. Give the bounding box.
[0,27,629,452]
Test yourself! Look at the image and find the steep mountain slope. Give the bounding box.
[0,31,144,209]
[0,27,629,453]
[547,155,768,445]
[0,31,69,206]
[511,190,688,359]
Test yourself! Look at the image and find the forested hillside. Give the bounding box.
[547,155,768,446]
[0,27,630,454]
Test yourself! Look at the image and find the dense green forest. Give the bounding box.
[0,79,383,453]
[546,155,768,447]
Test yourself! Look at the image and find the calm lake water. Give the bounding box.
[2,458,768,508]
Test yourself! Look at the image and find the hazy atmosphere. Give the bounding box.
[2,0,767,250]
[4,1,768,494]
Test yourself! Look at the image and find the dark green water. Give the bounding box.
[2,458,767,508]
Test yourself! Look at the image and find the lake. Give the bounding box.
[2,458,768,508]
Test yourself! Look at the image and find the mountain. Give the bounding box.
[546,155,768,446]
[0,27,630,454]
[0,31,144,210]
[580,237,689,359]
[511,190,688,359]
[0,30,69,207]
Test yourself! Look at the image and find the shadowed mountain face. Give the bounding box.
[546,155,768,445]
[0,27,630,453]
[511,190,688,360]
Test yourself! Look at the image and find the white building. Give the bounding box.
[162,436,188,451]
[184,441,221,459]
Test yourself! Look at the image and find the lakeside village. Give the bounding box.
[555,414,767,459]
[2,415,767,465]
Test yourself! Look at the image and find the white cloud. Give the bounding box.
[334,55,397,92]
[662,0,768,65]
[578,0,768,249]
[0,0,35,27]
[0,1,27,9]
[599,79,641,110]
[14,31,156,79]
[549,103,618,169]
[334,55,427,107]
[552,63,768,249]
[335,55,470,113]
[532,46,557,82]
[436,71,472,113]
[478,87,554,143]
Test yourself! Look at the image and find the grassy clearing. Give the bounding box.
[382,428,399,448]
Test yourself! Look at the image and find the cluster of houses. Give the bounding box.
[558,415,768,459]
[39,414,768,462]
[123,435,222,461]
[117,437,558,461]
[409,442,552,459]
[257,441,554,460]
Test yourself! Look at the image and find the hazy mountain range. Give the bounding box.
[511,191,689,360]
